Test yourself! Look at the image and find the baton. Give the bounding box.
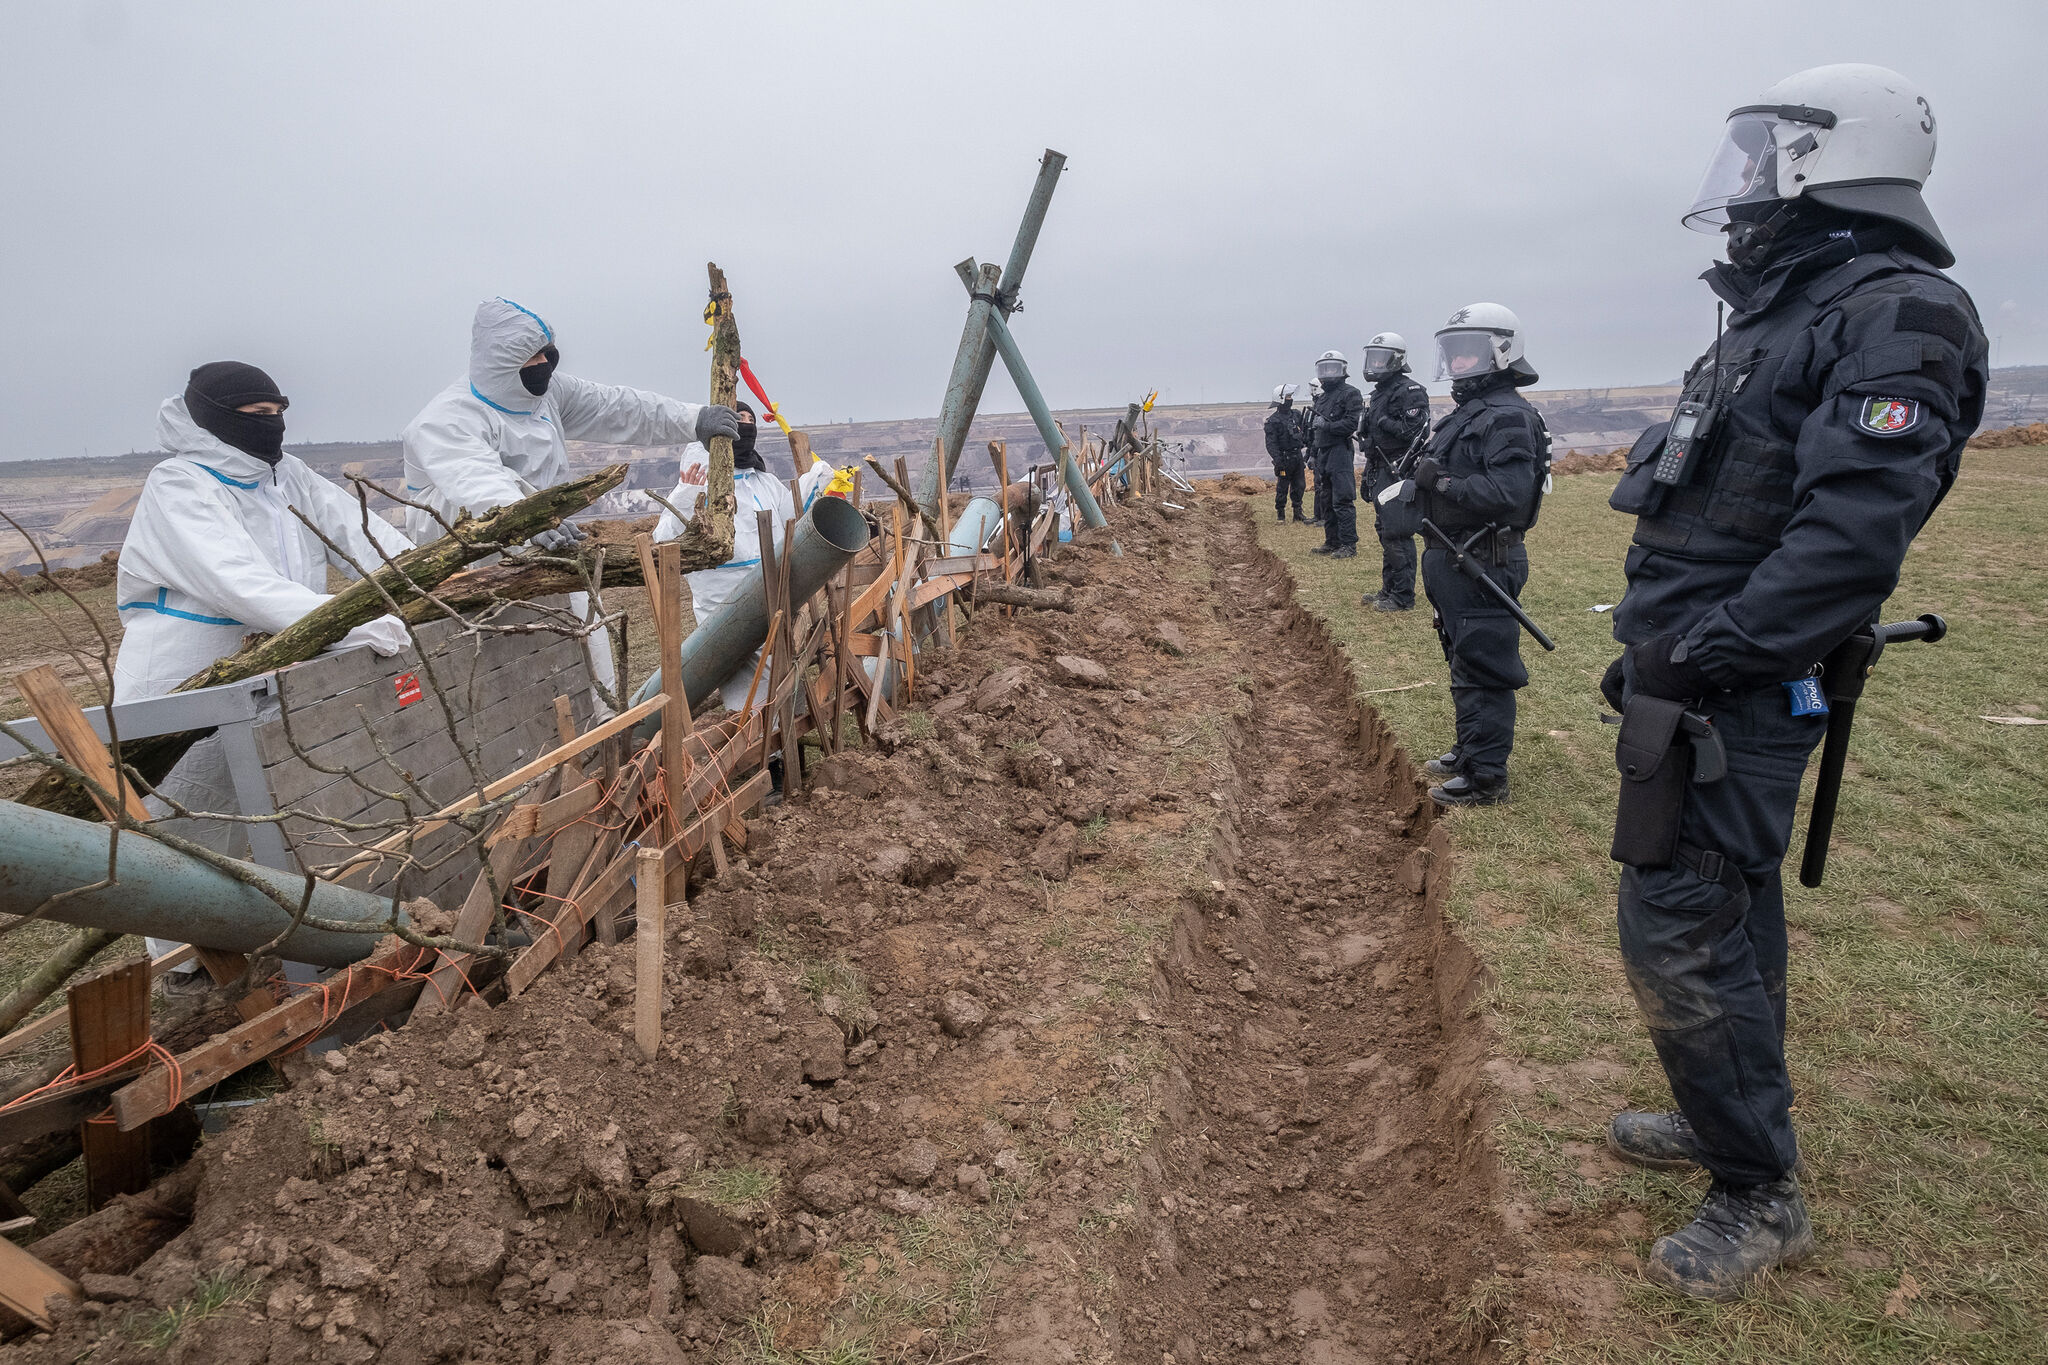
[1798,612,1946,888]
[1420,517,1556,651]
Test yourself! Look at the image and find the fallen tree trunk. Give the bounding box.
[28,1162,201,1279]
[960,580,1073,612]
[19,469,630,819]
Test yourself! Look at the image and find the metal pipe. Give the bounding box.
[632,494,871,716]
[916,149,1067,515]
[0,802,404,968]
[982,309,1113,538]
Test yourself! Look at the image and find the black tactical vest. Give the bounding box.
[1424,387,1553,534]
[1612,249,1961,561]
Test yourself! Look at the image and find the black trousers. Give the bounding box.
[1420,541,1527,782]
[1273,463,1304,516]
[1616,663,1825,1187]
[1319,448,1357,548]
[1367,465,1416,606]
[1311,452,1331,524]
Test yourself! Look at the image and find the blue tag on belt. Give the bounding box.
[1783,677,1829,717]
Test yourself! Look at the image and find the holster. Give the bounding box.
[1611,695,1691,869]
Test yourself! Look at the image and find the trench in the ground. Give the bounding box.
[1085,499,1505,1363]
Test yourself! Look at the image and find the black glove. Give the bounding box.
[1412,457,1444,492]
[1626,633,1715,701]
[1600,656,1625,712]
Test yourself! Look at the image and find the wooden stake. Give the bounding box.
[69,958,152,1209]
[634,847,665,1061]
[655,543,691,842]
[775,516,801,793]
[633,531,665,644]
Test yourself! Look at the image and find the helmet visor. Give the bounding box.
[1361,346,1403,377]
[1434,330,1500,382]
[1684,111,1828,230]
[1315,359,1347,382]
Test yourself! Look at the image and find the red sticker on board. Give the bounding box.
[395,672,423,706]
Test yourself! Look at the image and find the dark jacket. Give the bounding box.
[1420,375,1548,534]
[1611,239,1987,688]
[1363,372,1432,468]
[1309,379,1364,451]
[1264,404,1305,469]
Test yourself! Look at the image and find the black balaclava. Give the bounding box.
[1451,369,1519,406]
[732,401,765,471]
[185,361,289,464]
[520,344,561,396]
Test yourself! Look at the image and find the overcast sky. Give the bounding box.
[3,0,2044,461]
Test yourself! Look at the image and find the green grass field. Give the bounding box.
[1258,448,2048,1363]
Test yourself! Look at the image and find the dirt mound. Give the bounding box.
[1201,472,1270,497]
[1967,421,2048,450]
[1550,449,1627,476]
[7,497,1508,1363]
[2,550,119,597]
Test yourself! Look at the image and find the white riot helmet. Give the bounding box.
[1360,332,1408,381]
[1272,382,1300,404]
[1314,349,1347,383]
[1684,64,1951,267]
[1434,303,1528,382]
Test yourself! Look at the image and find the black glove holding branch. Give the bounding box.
[1625,633,1717,701]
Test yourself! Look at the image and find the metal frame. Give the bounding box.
[0,673,295,871]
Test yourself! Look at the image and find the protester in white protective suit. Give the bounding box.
[401,298,741,705]
[653,403,802,711]
[114,362,415,978]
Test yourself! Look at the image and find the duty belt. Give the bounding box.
[1433,524,1522,563]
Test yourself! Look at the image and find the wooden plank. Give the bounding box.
[327,693,666,883]
[69,958,153,1209]
[908,571,979,612]
[634,531,665,643]
[487,777,600,848]
[505,770,770,996]
[0,1234,81,1330]
[634,847,665,1061]
[0,1068,147,1149]
[411,800,536,1019]
[111,943,429,1131]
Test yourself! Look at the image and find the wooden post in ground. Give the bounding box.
[701,263,743,580]
[755,510,785,774]
[990,441,1016,611]
[654,544,690,838]
[634,847,665,1062]
[775,517,801,793]
[69,958,152,1209]
[634,532,665,644]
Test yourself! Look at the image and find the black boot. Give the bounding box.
[1330,545,1356,559]
[1648,1179,1814,1301]
[1276,508,1286,522]
[1429,773,1509,807]
[1422,749,1462,778]
[1292,510,1310,523]
[1310,544,1335,556]
[1608,1111,1703,1170]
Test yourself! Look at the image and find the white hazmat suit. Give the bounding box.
[401,298,706,703]
[653,443,798,711]
[115,396,416,957]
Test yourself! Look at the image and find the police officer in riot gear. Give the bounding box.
[1358,333,1433,610]
[1308,351,1363,558]
[1603,64,1987,1301]
[1411,303,1549,806]
[1264,383,1309,522]
[1305,379,1328,527]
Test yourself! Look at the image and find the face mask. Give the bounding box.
[733,420,764,470]
[193,405,287,463]
[520,344,561,396]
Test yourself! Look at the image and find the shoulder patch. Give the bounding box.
[1896,296,1974,350]
[1857,396,1921,437]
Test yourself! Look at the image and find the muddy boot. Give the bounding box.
[1648,1178,1814,1301]
[1429,773,1508,807]
[1607,1110,1703,1170]
[1423,749,1462,778]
